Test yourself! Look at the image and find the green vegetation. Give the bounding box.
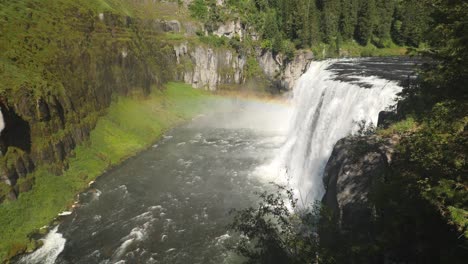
[230,1,467,263]
[188,0,428,57]
[0,0,182,206]
[310,41,407,59]
[230,186,321,264]
[377,116,417,136]
[386,0,468,242]
[0,83,213,260]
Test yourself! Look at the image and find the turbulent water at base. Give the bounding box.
[18,100,292,264]
[17,57,418,264]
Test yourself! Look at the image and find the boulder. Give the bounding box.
[321,136,398,239]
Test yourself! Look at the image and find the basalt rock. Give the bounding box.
[213,20,244,39]
[0,11,176,200]
[257,49,313,91]
[174,43,247,91]
[321,135,398,249]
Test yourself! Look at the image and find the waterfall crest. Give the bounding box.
[272,60,402,206]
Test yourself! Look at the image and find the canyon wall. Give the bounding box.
[0,11,313,202]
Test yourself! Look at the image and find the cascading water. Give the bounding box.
[264,60,403,206]
[18,226,66,264]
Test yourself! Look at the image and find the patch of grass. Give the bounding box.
[311,41,408,59]
[198,35,229,48]
[377,117,418,136]
[0,83,212,261]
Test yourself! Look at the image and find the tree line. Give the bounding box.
[257,0,428,48]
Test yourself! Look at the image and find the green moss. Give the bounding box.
[0,183,11,202]
[0,83,213,261]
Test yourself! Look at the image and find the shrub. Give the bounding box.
[189,0,208,20]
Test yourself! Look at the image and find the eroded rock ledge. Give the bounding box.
[321,135,399,242]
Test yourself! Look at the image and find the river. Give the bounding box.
[17,57,419,264]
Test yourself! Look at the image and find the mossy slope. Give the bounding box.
[0,82,212,261]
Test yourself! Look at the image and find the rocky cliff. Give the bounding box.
[0,10,180,202]
[174,42,247,91]
[172,19,313,91]
[257,49,313,90]
[320,135,398,248]
[0,4,314,203]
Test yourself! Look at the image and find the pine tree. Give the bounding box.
[321,0,341,43]
[372,0,395,47]
[355,0,376,45]
[339,0,359,41]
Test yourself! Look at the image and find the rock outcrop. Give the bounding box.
[213,20,244,39]
[319,134,398,262]
[174,43,247,90]
[0,12,176,202]
[257,50,313,90]
[322,135,397,232]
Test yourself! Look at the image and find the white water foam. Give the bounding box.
[0,108,4,135]
[18,226,66,264]
[255,60,402,206]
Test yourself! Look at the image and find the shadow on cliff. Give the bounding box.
[0,102,31,154]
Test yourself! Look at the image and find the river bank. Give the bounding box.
[0,83,215,261]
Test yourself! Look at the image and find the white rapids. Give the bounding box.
[257,60,402,206]
[18,226,66,264]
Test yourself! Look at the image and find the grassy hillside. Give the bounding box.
[0,0,192,203]
[0,83,214,261]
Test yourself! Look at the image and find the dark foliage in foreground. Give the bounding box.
[229,185,323,264]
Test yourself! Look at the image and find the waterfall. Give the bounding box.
[264,60,402,206]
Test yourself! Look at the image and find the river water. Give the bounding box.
[18,57,419,264]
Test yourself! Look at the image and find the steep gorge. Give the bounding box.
[0,1,312,203]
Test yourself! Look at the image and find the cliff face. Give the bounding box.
[257,50,313,90]
[0,11,177,202]
[172,20,313,91]
[174,43,247,91]
[320,135,398,248]
[0,6,314,202]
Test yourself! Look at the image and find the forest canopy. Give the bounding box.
[191,0,430,54]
